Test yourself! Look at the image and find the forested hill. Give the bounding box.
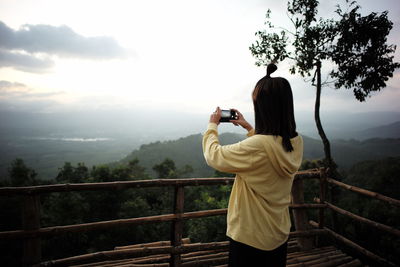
[117,133,400,177]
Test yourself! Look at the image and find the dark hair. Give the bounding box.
[252,63,298,152]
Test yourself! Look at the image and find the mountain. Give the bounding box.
[296,111,400,140]
[117,133,244,178]
[1,109,399,180]
[356,121,400,140]
[331,138,400,168]
[118,133,400,177]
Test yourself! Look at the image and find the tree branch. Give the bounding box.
[286,11,299,32]
[276,26,296,36]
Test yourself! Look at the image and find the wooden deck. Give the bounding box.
[69,239,367,267]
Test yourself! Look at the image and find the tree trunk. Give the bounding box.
[314,61,333,168]
[314,61,339,232]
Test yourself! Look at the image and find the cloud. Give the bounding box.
[0,21,128,73]
[0,80,65,101]
[0,49,54,73]
[0,80,26,89]
[0,21,127,59]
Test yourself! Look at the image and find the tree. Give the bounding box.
[153,158,193,179]
[8,158,38,186]
[112,159,148,181]
[90,165,112,182]
[249,0,399,171]
[153,158,178,179]
[127,159,148,179]
[56,162,89,183]
[338,157,400,265]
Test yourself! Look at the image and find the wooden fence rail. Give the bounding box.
[309,221,397,267]
[314,198,400,237]
[0,170,321,267]
[314,177,400,267]
[0,204,326,240]
[1,168,399,267]
[0,170,321,196]
[326,177,400,207]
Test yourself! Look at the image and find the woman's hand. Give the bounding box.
[230,109,253,132]
[209,107,222,125]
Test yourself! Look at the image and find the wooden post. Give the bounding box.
[291,177,314,250]
[170,186,184,267]
[318,168,327,228]
[22,195,41,266]
[315,168,327,247]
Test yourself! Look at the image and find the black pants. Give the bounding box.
[228,238,287,267]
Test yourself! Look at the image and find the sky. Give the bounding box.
[0,0,399,123]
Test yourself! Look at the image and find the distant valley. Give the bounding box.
[0,110,399,180]
[2,131,399,180]
[118,133,400,178]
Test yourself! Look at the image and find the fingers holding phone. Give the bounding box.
[209,107,222,125]
[230,109,253,131]
[209,107,253,132]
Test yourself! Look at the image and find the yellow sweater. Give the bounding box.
[202,123,303,250]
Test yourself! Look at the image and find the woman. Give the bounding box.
[202,64,303,267]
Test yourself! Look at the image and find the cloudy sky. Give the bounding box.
[0,0,399,119]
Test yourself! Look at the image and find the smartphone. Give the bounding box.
[219,109,238,123]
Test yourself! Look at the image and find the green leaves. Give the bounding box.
[249,8,290,66]
[249,30,289,67]
[152,158,193,179]
[250,0,334,76]
[250,0,399,100]
[8,158,38,186]
[331,9,400,101]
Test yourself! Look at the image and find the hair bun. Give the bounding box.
[266,63,277,78]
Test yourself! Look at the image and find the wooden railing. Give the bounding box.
[312,175,400,267]
[0,169,398,267]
